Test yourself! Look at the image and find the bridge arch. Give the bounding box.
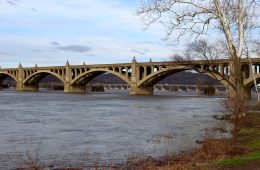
[137,66,232,90]
[71,68,131,86]
[244,73,260,88]
[23,70,65,85]
[0,72,18,83]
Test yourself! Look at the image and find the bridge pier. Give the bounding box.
[130,57,153,95]
[64,83,86,93]
[130,84,153,95]
[0,79,3,90]
[16,83,39,91]
[63,61,86,93]
[15,63,40,91]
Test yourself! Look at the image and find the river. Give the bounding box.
[0,89,229,169]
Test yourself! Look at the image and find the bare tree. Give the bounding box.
[185,39,219,60]
[170,39,219,62]
[183,39,225,95]
[170,52,192,61]
[170,53,185,61]
[137,0,260,101]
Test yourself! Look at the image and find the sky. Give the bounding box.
[0,0,181,68]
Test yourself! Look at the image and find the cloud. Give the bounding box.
[6,0,16,6]
[0,0,174,67]
[131,49,149,55]
[30,8,38,12]
[32,49,43,53]
[139,41,155,45]
[51,41,60,46]
[0,52,15,56]
[86,54,96,57]
[55,45,92,53]
[48,49,59,53]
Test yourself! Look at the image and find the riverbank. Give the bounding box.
[120,102,260,170]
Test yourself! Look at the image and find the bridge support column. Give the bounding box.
[64,83,86,93]
[130,84,153,95]
[130,56,153,95]
[63,61,86,93]
[16,83,39,91]
[195,86,200,93]
[15,63,38,92]
[0,79,3,90]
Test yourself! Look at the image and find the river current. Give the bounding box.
[0,89,228,169]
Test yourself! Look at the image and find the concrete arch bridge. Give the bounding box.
[0,58,260,98]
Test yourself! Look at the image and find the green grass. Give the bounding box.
[208,112,260,168]
[248,140,260,149]
[238,128,260,148]
[217,151,260,166]
[238,128,257,134]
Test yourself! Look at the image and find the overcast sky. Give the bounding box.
[0,0,183,68]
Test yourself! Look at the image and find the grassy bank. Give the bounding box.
[212,106,260,170]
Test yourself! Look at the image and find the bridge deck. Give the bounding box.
[1,58,259,70]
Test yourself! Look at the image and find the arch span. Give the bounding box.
[137,67,231,90]
[71,68,131,86]
[244,73,260,89]
[132,66,234,96]
[23,70,65,85]
[137,67,186,87]
[0,72,18,83]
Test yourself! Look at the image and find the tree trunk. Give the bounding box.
[231,50,245,101]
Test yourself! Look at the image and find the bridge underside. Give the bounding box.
[17,72,60,92]
[0,74,16,90]
[130,69,181,95]
[64,71,106,93]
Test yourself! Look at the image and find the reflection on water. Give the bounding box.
[0,89,228,168]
